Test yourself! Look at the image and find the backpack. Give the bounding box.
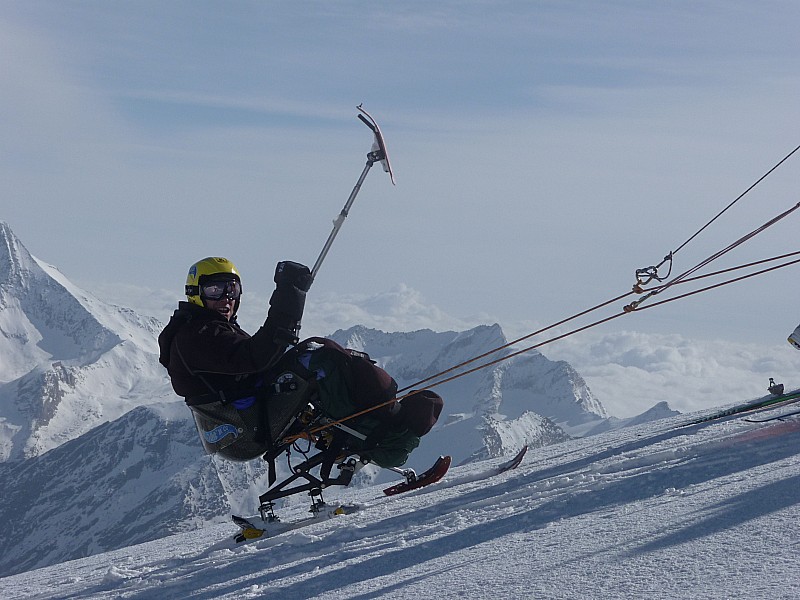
[295,338,443,468]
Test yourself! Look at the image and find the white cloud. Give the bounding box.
[542,329,800,418]
[303,284,490,335]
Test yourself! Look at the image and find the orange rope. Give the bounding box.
[282,252,800,444]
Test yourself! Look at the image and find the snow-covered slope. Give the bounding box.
[2,392,799,600]
[0,321,612,577]
[0,221,171,460]
[0,402,222,576]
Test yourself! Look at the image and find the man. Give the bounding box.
[158,257,312,402]
[159,256,442,470]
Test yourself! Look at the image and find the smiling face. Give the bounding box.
[204,296,236,321]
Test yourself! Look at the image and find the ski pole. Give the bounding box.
[310,106,394,281]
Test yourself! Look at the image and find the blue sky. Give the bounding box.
[2,1,800,347]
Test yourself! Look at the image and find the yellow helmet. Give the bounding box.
[185,257,242,309]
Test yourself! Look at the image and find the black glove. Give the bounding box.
[269,261,312,322]
[274,261,313,292]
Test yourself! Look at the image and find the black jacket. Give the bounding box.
[158,302,295,400]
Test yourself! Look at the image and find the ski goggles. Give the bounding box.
[200,279,242,301]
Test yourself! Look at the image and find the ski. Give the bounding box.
[382,446,528,497]
[677,389,800,428]
[357,104,396,185]
[231,514,267,543]
[383,455,452,496]
[419,445,530,494]
[231,448,522,541]
[231,503,362,544]
[744,407,800,423]
[495,445,528,474]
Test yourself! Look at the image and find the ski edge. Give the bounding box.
[744,407,800,423]
[231,503,362,544]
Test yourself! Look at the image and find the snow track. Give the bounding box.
[3,406,800,599]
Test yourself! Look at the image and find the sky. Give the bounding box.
[2,1,800,351]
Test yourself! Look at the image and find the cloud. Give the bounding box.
[543,329,800,418]
[303,284,492,335]
[95,281,486,335]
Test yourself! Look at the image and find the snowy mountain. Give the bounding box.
[0,403,218,576]
[2,393,799,599]
[0,222,171,461]
[0,400,298,577]
[0,222,675,577]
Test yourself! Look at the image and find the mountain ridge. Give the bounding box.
[0,221,170,460]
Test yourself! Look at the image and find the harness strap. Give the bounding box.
[186,380,300,407]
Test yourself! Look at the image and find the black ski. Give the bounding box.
[744,407,800,423]
[496,445,528,474]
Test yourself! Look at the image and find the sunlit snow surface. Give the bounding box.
[2,398,799,600]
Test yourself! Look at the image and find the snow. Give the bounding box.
[2,398,799,599]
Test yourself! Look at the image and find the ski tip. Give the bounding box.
[382,455,452,496]
[496,445,528,474]
[231,515,266,543]
[507,445,528,461]
[332,503,363,516]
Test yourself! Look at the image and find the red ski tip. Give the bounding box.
[383,455,451,496]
